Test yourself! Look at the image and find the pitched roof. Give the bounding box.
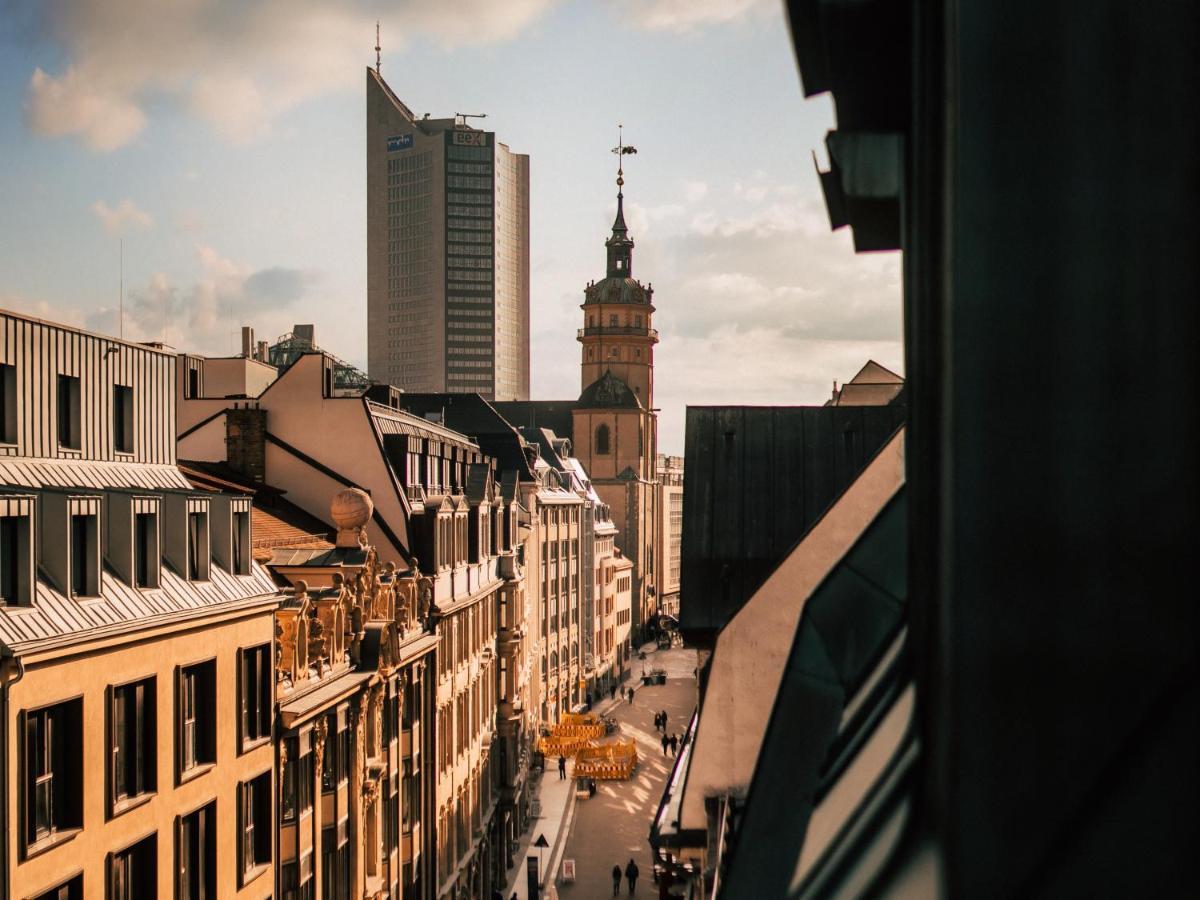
[849,359,904,384]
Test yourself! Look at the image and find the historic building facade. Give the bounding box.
[0,309,283,899]
[176,346,525,898]
[654,454,684,619]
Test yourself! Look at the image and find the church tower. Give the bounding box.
[573,141,660,638]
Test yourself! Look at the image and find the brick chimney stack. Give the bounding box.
[226,405,267,483]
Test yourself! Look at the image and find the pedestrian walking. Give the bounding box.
[625,858,640,894]
[661,733,669,755]
[669,733,678,756]
[558,754,567,780]
[612,864,622,896]
[628,687,634,704]
[588,778,597,798]
[586,692,593,710]
[610,683,617,701]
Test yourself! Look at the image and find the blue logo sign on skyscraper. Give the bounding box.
[387,134,414,152]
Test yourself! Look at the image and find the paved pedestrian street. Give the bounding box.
[557,646,698,899]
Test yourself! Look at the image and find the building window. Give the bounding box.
[56,374,81,449]
[239,645,271,749]
[187,511,208,581]
[177,801,216,900]
[70,512,98,597]
[609,314,618,326]
[109,833,156,900]
[231,510,250,575]
[113,385,134,454]
[177,660,216,777]
[1,512,32,605]
[32,874,82,900]
[281,736,313,821]
[23,698,83,848]
[111,678,156,810]
[282,851,315,900]
[239,771,272,881]
[134,512,155,589]
[0,362,15,444]
[186,366,199,400]
[595,424,610,455]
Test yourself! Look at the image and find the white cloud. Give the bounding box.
[26,66,147,151]
[104,245,319,352]
[611,0,772,32]
[24,0,560,151]
[91,199,154,235]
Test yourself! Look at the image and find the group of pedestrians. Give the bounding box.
[612,859,640,895]
[654,710,679,756]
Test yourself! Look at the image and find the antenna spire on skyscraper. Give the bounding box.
[375,22,381,75]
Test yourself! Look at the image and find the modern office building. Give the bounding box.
[366,67,530,401]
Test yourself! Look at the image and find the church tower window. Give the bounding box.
[595,424,611,455]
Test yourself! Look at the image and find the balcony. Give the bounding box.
[577,326,659,340]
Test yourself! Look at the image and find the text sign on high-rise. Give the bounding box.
[387,134,414,152]
[452,130,488,147]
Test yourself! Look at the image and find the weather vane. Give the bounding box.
[611,124,638,193]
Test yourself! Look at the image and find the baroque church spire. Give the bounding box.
[608,125,637,277]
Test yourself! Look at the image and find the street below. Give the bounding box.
[557,645,698,899]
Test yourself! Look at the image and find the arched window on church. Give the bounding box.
[595,424,611,455]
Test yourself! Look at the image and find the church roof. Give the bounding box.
[584,276,652,306]
[577,370,643,410]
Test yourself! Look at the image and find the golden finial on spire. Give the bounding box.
[375,22,381,75]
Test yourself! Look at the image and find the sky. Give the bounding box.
[0,0,902,454]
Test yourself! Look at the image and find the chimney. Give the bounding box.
[241,326,254,358]
[257,341,269,362]
[226,406,267,483]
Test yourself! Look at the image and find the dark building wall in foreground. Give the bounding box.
[680,402,905,644]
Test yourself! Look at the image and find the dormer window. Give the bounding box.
[163,495,211,583]
[0,496,33,606]
[210,496,252,576]
[70,511,99,597]
[106,492,161,590]
[187,511,209,581]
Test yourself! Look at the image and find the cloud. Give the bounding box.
[91,199,154,235]
[108,245,318,352]
[609,0,772,32]
[0,293,88,328]
[23,0,560,151]
[26,66,147,151]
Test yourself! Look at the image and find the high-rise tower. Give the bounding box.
[366,68,530,400]
[572,153,660,636]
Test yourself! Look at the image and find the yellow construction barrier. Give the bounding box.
[537,712,605,756]
[538,734,597,757]
[573,738,638,780]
